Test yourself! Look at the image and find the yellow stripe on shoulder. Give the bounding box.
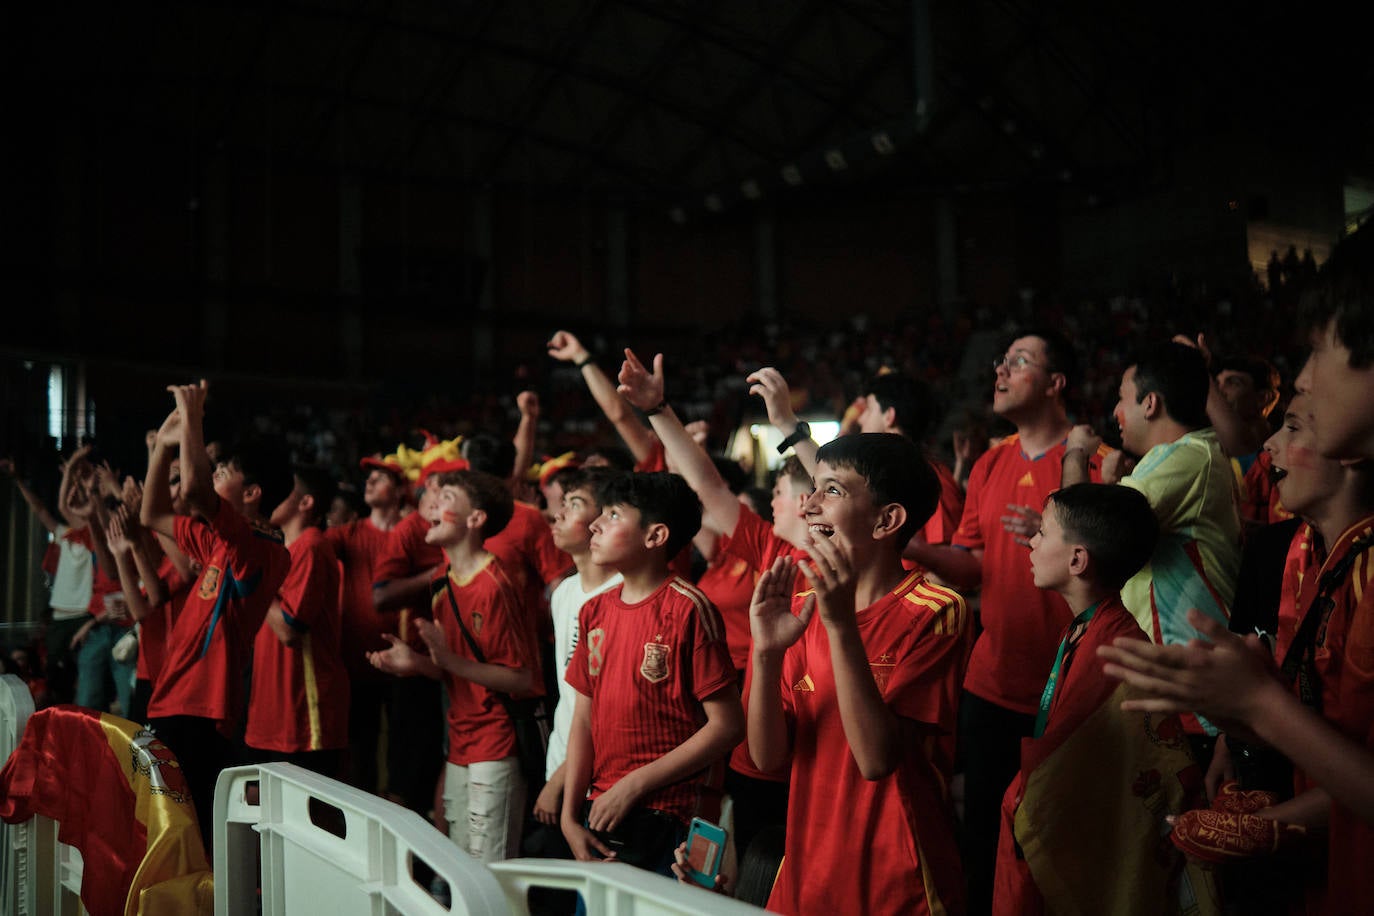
[906,581,968,636]
[669,579,724,641]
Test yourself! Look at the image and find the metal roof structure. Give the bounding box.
[17,1,1370,217]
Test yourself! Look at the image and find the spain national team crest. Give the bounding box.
[470,612,483,636]
[197,565,222,600]
[640,637,670,683]
[587,628,607,676]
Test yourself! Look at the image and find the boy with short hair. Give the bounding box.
[749,433,970,915]
[244,465,349,777]
[529,467,623,839]
[560,472,744,874]
[993,483,1216,916]
[367,469,541,862]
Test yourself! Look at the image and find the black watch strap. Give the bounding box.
[777,421,811,454]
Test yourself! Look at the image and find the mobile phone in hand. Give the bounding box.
[683,817,727,888]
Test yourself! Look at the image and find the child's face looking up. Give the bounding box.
[1028,501,1074,592]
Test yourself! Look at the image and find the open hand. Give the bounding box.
[616,348,665,412]
[746,367,800,431]
[1000,504,1041,547]
[750,556,812,655]
[367,633,424,677]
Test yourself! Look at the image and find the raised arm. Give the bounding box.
[57,445,93,527]
[1061,424,1102,488]
[168,381,219,519]
[1172,333,1260,458]
[106,509,155,623]
[141,410,181,538]
[548,330,657,464]
[616,348,742,535]
[747,367,819,475]
[1,460,60,534]
[511,390,540,491]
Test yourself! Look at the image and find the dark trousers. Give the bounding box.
[959,691,1034,916]
[723,766,789,863]
[583,801,687,877]
[150,714,233,851]
[385,675,445,816]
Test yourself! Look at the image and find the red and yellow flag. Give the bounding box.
[0,705,213,916]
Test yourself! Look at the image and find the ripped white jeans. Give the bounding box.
[443,757,526,862]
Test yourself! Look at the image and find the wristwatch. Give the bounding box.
[777,421,811,454]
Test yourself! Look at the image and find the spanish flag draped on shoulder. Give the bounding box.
[0,705,213,916]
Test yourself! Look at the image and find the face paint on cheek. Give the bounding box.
[1286,445,1320,470]
[440,509,463,524]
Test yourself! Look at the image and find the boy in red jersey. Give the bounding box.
[560,472,744,874]
[749,432,969,916]
[993,483,1217,916]
[616,352,813,860]
[368,470,541,862]
[140,380,293,845]
[245,466,349,777]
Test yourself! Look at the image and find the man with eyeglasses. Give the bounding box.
[917,328,1110,916]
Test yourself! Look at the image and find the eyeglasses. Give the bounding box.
[993,354,1045,373]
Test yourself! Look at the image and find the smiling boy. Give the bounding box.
[749,433,969,915]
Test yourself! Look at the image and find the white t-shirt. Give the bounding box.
[49,524,94,618]
[545,570,622,779]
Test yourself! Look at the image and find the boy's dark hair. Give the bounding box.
[545,465,584,494]
[1212,354,1281,396]
[778,455,813,492]
[814,433,939,548]
[334,484,368,519]
[742,487,774,523]
[1130,341,1210,430]
[1014,326,1080,393]
[583,444,637,472]
[293,465,338,529]
[434,469,515,540]
[461,433,517,478]
[224,435,294,515]
[596,471,702,557]
[712,455,749,494]
[1047,483,1159,590]
[865,372,936,441]
[1300,225,1374,367]
[558,466,622,509]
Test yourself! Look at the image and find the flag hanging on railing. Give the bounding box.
[0,705,213,916]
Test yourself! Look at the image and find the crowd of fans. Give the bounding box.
[1,223,1370,916]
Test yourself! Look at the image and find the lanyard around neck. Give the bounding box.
[1033,601,1102,739]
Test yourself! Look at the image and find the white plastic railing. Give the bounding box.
[490,859,770,916]
[214,763,510,916]
[1,674,87,916]
[215,763,770,915]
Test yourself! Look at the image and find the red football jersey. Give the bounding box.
[324,517,394,677]
[767,572,970,916]
[565,577,737,826]
[373,508,445,643]
[716,505,807,783]
[135,555,189,684]
[245,527,349,753]
[483,501,573,642]
[147,500,291,727]
[922,459,966,547]
[953,435,1107,713]
[695,548,756,671]
[432,555,542,766]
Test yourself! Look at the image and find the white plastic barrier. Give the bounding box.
[0,674,87,916]
[214,762,771,916]
[490,859,771,916]
[214,763,510,916]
